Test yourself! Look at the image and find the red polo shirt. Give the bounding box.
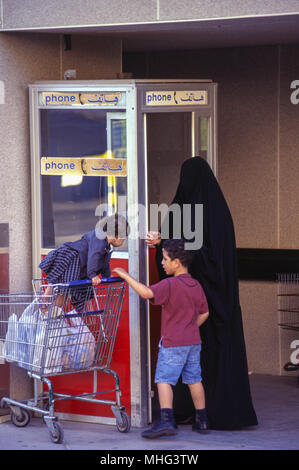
[150,273,209,347]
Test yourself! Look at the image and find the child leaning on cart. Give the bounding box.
[113,238,209,439]
[39,213,130,312]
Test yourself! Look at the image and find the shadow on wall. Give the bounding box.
[237,248,299,281]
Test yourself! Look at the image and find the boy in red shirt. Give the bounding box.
[114,238,209,439]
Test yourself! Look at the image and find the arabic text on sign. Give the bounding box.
[40,92,122,106]
[41,157,127,177]
[145,90,208,106]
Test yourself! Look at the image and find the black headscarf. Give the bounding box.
[156,156,258,430]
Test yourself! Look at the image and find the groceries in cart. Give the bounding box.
[0,276,130,443]
[3,297,95,374]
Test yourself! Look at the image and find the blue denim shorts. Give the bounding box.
[154,344,202,386]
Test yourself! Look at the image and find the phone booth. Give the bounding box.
[29,79,217,427]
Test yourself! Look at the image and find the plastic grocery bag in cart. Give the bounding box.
[3,300,95,374]
[3,298,62,372]
[32,309,95,374]
[61,310,96,370]
[3,313,19,362]
[3,299,40,367]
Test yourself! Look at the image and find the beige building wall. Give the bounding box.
[277,44,299,377]
[125,44,299,376]
[215,46,280,376]
[219,45,299,376]
[208,45,299,376]
[215,45,299,376]
[0,31,122,399]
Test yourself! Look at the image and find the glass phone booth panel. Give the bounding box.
[29,83,137,426]
[40,108,128,248]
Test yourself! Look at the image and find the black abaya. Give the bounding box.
[155,156,258,430]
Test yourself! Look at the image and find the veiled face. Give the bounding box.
[174,157,208,204]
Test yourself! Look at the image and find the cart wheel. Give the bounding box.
[49,421,64,444]
[116,411,131,433]
[11,408,31,428]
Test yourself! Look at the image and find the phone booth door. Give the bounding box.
[136,82,218,422]
[29,83,139,426]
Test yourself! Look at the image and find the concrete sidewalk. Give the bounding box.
[0,374,298,451]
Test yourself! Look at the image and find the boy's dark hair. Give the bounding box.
[100,213,130,238]
[162,238,194,268]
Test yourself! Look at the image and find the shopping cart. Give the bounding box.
[277,273,299,386]
[0,277,130,443]
[277,273,299,331]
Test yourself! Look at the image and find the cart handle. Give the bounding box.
[67,277,123,287]
[65,309,105,318]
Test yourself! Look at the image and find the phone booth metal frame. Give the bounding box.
[29,79,217,427]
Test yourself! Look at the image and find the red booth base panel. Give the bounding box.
[46,258,131,421]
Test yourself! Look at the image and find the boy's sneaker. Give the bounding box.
[142,420,178,439]
[192,408,209,434]
[192,420,210,434]
[142,408,178,439]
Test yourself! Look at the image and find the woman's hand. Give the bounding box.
[146,231,161,247]
[92,275,101,286]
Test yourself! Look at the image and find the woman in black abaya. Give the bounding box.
[147,156,257,430]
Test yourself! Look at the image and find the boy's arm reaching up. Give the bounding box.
[113,267,154,300]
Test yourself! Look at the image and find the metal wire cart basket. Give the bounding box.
[277,273,299,331]
[277,273,299,385]
[0,277,130,443]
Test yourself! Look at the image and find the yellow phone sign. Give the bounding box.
[41,157,127,177]
[40,92,122,106]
